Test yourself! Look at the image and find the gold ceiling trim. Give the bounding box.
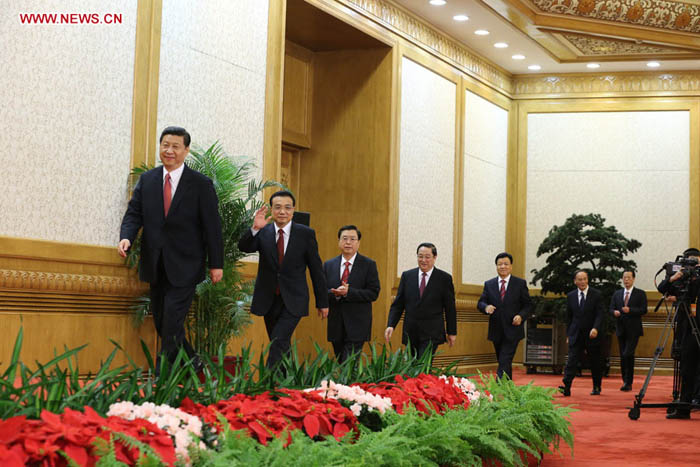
[339,0,513,94]
[561,33,694,56]
[513,71,700,97]
[529,0,700,34]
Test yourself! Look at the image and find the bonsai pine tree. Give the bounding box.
[530,213,642,331]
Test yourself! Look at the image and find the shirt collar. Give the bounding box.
[579,287,589,296]
[274,221,292,237]
[420,267,434,278]
[624,286,634,293]
[341,253,357,266]
[163,164,185,183]
[498,274,511,285]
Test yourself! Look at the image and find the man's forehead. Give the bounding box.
[272,196,294,205]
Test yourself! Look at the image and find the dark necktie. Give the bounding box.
[163,173,172,216]
[419,272,427,298]
[579,291,586,310]
[624,290,630,307]
[341,261,350,284]
[500,279,506,300]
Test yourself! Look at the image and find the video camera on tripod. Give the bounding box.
[662,255,700,296]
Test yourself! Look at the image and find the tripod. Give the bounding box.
[628,297,700,419]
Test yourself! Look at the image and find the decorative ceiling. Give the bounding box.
[391,0,700,74]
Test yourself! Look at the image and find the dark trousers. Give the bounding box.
[493,339,520,380]
[407,338,439,363]
[332,340,365,363]
[564,333,603,389]
[677,324,700,414]
[263,295,301,369]
[150,259,197,368]
[617,333,640,385]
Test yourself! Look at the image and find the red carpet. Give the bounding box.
[507,368,700,466]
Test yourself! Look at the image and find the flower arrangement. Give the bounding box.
[0,407,176,466]
[108,401,205,464]
[306,380,393,415]
[439,375,492,404]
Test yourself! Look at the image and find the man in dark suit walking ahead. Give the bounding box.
[610,269,647,391]
[384,243,457,360]
[238,190,329,369]
[560,270,605,396]
[324,225,380,362]
[118,126,223,371]
[477,252,532,380]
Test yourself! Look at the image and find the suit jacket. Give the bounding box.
[324,253,381,342]
[120,165,223,287]
[609,287,647,338]
[238,222,328,317]
[387,268,457,345]
[477,276,532,343]
[566,287,604,346]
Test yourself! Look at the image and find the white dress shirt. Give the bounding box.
[163,164,184,200]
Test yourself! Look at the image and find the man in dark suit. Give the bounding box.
[384,243,456,360]
[324,225,380,362]
[238,190,329,369]
[609,269,647,391]
[560,270,605,396]
[118,126,223,371]
[477,252,532,380]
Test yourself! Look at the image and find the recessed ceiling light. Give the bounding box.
[511,54,525,60]
[429,0,447,5]
[494,42,508,48]
[587,63,600,69]
[474,29,489,36]
[647,61,660,68]
[528,65,541,71]
[453,14,469,21]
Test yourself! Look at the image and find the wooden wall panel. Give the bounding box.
[282,41,314,148]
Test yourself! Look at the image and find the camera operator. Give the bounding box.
[658,247,700,420]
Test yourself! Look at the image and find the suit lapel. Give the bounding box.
[329,255,342,288]
[154,166,166,222]
[166,164,192,219]
[263,224,279,268]
[347,254,363,284]
[419,268,436,303]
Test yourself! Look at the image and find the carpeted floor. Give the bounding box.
[508,367,699,466]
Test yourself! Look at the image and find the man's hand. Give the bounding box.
[485,305,496,315]
[252,206,270,230]
[666,295,677,303]
[210,268,223,284]
[384,327,394,342]
[589,328,598,339]
[317,307,329,319]
[447,334,456,347]
[622,306,630,314]
[670,271,684,283]
[613,310,621,317]
[512,315,522,326]
[117,239,131,258]
[330,281,349,297]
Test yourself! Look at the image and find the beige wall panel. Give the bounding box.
[526,111,690,291]
[157,0,268,176]
[462,90,509,284]
[398,57,456,276]
[1,1,137,246]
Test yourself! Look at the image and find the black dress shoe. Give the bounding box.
[558,385,571,396]
[620,384,632,392]
[666,410,690,419]
[590,387,601,395]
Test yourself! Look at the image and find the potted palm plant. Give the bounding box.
[128,141,282,365]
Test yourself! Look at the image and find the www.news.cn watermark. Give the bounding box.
[19,12,123,25]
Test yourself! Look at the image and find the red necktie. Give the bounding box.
[163,173,172,216]
[624,291,630,307]
[500,279,506,300]
[341,261,350,284]
[275,229,284,295]
[419,272,427,298]
[277,229,285,264]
